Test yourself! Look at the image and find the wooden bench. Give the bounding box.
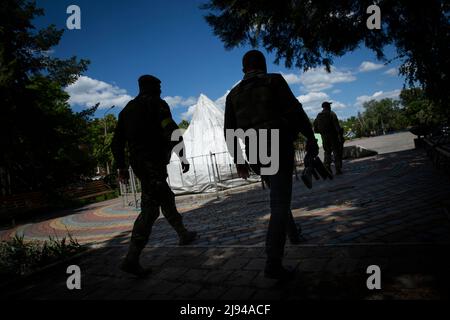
[64,180,115,201]
[0,192,47,226]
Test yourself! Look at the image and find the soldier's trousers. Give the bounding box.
[130,162,185,250]
[323,135,343,170]
[264,145,298,261]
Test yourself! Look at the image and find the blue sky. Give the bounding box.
[35,0,406,122]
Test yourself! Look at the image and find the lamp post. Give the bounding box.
[103,105,115,175]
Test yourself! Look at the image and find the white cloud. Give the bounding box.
[281,72,302,85]
[214,91,230,110]
[297,92,329,105]
[163,96,197,109]
[65,76,132,109]
[302,101,348,117]
[332,89,342,94]
[355,89,401,107]
[384,68,398,76]
[297,91,347,116]
[181,105,197,120]
[359,61,384,72]
[213,81,241,110]
[330,101,347,110]
[302,105,325,115]
[298,67,356,91]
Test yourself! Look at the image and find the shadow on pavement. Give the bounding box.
[1,148,450,299]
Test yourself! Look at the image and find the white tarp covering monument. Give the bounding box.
[166,94,258,194]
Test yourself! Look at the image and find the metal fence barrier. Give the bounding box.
[119,148,306,208]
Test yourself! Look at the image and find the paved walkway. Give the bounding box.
[1,132,450,299]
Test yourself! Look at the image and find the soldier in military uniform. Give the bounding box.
[225,50,319,280]
[111,75,197,277]
[314,102,344,175]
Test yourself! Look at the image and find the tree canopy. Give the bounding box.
[0,0,92,194]
[339,88,438,139]
[178,120,190,129]
[203,0,450,119]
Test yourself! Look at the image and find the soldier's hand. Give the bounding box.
[236,164,250,180]
[306,138,319,158]
[182,162,190,173]
[118,168,129,184]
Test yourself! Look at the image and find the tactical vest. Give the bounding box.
[228,74,283,131]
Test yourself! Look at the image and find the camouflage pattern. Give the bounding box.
[129,159,186,250]
[111,91,187,251]
[225,70,316,261]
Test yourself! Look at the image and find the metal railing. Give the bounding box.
[119,148,307,208]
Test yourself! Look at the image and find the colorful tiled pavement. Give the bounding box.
[1,133,450,299]
[0,195,211,245]
[2,146,448,247]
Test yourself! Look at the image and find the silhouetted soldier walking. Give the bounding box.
[225,50,319,280]
[314,102,344,175]
[111,75,197,277]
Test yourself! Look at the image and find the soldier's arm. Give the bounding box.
[313,118,320,133]
[111,113,126,170]
[159,100,186,161]
[160,100,179,136]
[274,74,315,140]
[224,94,236,131]
[224,94,243,165]
[331,112,342,134]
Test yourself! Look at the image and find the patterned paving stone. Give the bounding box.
[2,133,450,299]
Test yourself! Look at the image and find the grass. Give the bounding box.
[0,234,85,283]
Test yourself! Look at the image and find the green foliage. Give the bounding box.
[400,88,444,127]
[0,234,84,280]
[362,99,408,134]
[87,114,118,172]
[341,98,409,138]
[340,88,445,139]
[203,1,450,115]
[178,120,190,129]
[0,0,94,193]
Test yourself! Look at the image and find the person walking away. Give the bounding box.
[111,75,197,277]
[313,102,344,175]
[225,50,319,280]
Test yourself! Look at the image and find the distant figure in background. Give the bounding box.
[225,50,319,280]
[111,75,197,277]
[314,102,344,175]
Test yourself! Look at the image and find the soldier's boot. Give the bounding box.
[264,258,296,281]
[288,223,307,245]
[168,219,197,245]
[120,243,152,277]
[289,231,307,245]
[162,204,197,246]
[178,228,198,246]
